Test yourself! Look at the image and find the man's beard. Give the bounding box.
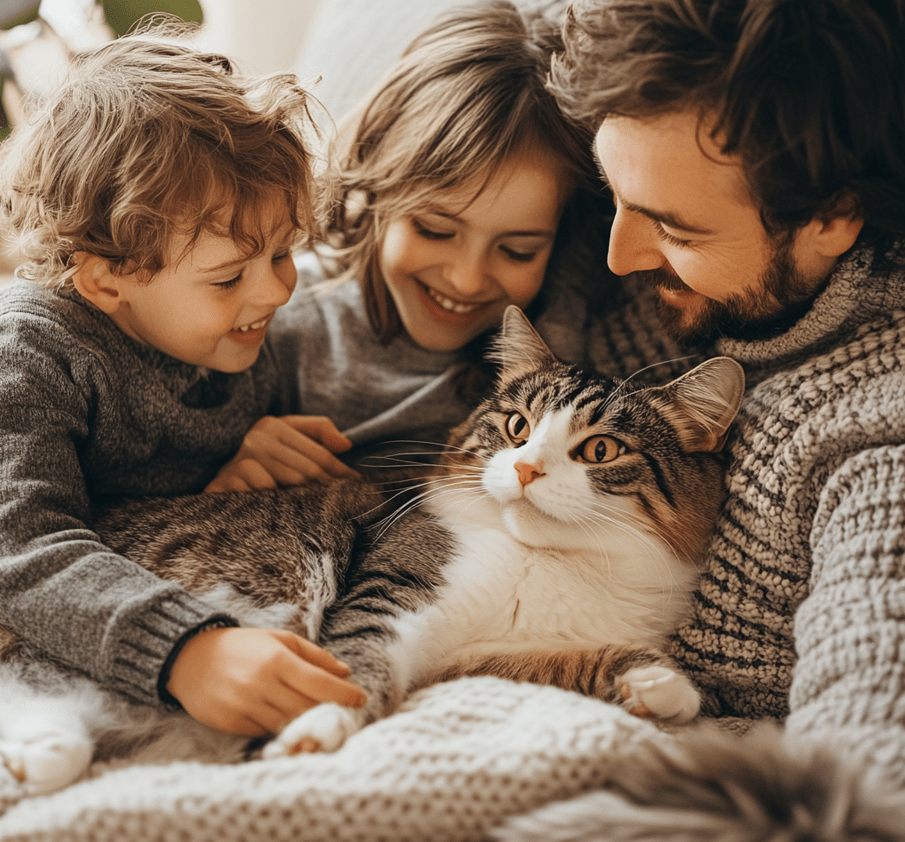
[642,238,820,346]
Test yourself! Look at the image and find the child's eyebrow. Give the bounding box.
[196,228,297,274]
[196,255,246,275]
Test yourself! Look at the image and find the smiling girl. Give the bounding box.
[212,0,603,490]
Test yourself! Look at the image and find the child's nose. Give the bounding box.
[257,262,295,307]
[607,205,666,276]
[445,249,490,297]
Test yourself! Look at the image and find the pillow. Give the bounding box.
[294,0,464,121]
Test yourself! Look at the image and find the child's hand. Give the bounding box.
[205,415,358,492]
[166,626,368,736]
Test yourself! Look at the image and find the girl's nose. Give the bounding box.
[444,248,491,297]
[607,205,667,276]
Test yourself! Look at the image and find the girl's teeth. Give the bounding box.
[425,286,482,314]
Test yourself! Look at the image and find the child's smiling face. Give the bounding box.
[103,199,298,372]
[378,151,569,352]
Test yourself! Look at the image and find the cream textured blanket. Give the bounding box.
[0,678,657,841]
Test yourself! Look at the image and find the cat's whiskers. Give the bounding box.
[420,477,494,527]
[582,501,683,599]
[560,508,616,575]
[596,355,698,413]
[584,500,670,557]
[578,501,670,566]
[370,472,488,540]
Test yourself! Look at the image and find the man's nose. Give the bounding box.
[607,205,666,276]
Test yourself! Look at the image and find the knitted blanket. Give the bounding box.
[0,678,659,842]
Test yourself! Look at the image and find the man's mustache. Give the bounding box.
[635,267,691,293]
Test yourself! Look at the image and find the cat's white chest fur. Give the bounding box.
[390,406,699,682]
[426,520,692,661]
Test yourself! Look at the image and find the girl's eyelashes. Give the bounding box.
[411,217,545,261]
[412,219,453,240]
[501,245,537,263]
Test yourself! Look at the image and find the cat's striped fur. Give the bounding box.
[0,307,744,793]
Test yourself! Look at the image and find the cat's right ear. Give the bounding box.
[489,306,557,379]
[664,356,746,453]
[71,253,125,315]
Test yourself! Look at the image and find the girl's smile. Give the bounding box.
[418,280,489,317]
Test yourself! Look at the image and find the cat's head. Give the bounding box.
[439,307,745,562]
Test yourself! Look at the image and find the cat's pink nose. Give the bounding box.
[515,461,545,486]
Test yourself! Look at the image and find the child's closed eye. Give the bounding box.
[412,219,453,240]
[214,274,242,290]
[500,245,537,263]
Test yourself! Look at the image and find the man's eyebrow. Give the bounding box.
[592,145,715,236]
[617,194,715,236]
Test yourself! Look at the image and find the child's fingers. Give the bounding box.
[204,458,279,493]
[283,661,368,709]
[276,634,367,708]
[258,435,358,483]
[275,630,351,676]
[281,416,354,453]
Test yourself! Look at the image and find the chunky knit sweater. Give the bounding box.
[537,231,905,785]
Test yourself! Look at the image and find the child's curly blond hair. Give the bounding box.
[0,33,321,288]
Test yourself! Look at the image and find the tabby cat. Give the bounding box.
[0,307,744,795]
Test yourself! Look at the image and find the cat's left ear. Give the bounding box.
[489,306,557,379]
[662,357,746,452]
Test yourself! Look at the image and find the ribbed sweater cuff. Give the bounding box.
[107,592,235,707]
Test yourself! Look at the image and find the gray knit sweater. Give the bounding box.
[0,282,292,706]
[537,232,905,784]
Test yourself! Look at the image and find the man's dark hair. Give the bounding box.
[550,0,905,240]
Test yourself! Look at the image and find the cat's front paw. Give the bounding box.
[0,715,93,795]
[616,665,700,724]
[263,703,361,758]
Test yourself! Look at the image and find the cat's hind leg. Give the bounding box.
[616,664,700,724]
[434,645,701,725]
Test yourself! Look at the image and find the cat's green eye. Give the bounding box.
[580,435,625,464]
[505,412,530,444]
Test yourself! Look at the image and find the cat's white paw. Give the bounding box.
[0,713,93,795]
[616,665,700,724]
[263,703,361,758]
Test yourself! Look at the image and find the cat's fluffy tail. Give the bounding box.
[488,722,905,842]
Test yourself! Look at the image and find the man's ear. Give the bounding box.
[71,253,125,314]
[804,193,864,258]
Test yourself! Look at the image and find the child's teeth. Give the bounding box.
[426,287,482,314]
[236,318,268,332]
